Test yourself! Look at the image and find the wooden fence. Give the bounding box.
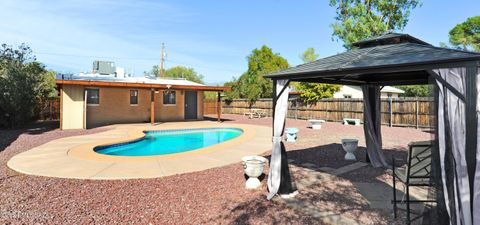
[222,98,435,129]
[203,100,219,115]
[37,98,60,120]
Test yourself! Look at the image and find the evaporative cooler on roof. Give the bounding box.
[92,60,116,75]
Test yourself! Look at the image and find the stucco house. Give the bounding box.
[332,85,405,98]
[56,73,228,129]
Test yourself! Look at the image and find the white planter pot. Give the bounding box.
[242,156,268,189]
[341,138,358,160]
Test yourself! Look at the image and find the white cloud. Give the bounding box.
[0,0,243,82]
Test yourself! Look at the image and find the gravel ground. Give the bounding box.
[0,116,433,224]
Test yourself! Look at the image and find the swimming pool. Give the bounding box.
[94,128,243,156]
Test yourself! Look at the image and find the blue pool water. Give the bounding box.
[94,128,243,156]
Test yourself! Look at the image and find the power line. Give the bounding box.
[33,51,242,74]
[33,51,158,61]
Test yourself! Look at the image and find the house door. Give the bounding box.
[184,91,198,120]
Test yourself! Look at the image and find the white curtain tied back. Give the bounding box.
[267,79,290,200]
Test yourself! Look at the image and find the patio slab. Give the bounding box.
[7,121,271,180]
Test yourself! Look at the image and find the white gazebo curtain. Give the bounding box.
[362,85,389,168]
[432,66,480,225]
[267,79,297,200]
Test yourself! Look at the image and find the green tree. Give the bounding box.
[223,77,240,101]
[299,47,319,63]
[0,43,52,127]
[296,83,341,102]
[165,66,204,84]
[144,65,204,84]
[38,70,58,99]
[144,65,163,78]
[233,45,289,107]
[449,16,480,52]
[439,42,450,48]
[397,85,432,97]
[294,48,341,102]
[203,91,217,100]
[329,0,421,49]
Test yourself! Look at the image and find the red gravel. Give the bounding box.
[0,116,433,224]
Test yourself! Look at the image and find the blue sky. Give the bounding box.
[1,0,478,84]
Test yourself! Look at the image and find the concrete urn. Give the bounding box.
[341,138,359,160]
[241,156,268,189]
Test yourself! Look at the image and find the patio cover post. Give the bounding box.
[267,79,297,200]
[83,89,87,129]
[362,85,389,168]
[150,89,155,125]
[59,85,63,130]
[217,91,221,122]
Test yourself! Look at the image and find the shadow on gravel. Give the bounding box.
[212,196,318,225]
[285,143,408,170]
[256,143,438,224]
[0,121,59,152]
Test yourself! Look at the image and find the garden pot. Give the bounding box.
[241,156,267,189]
[341,138,358,160]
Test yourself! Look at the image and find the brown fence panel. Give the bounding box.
[38,98,60,120]
[203,100,218,115]
[222,97,435,129]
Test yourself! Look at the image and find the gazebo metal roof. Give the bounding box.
[265,33,480,86]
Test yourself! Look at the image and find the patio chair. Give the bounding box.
[392,140,436,225]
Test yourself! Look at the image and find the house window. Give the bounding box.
[130,90,138,105]
[163,90,176,105]
[86,88,99,105]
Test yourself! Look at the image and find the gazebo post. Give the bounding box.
[272,80,276,135]
[465,65,478,214]
[267,79,297,199]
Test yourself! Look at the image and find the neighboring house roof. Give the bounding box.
[289,85,405,95]
[380,86,405,94]
[56,73,230,91]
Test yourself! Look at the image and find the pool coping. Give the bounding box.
[7,121,272,180]
[68,124,258,162]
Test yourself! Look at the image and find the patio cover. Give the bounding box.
[264,33,480,225]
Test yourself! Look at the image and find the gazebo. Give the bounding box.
[264,33,480,225]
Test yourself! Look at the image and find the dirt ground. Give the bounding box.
[0,115,433,224]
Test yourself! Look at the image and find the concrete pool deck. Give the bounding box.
[7,121,272,180]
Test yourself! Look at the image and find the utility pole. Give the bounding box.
[159,43,165,78]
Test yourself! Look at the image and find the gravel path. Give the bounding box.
[0,116,433,224]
